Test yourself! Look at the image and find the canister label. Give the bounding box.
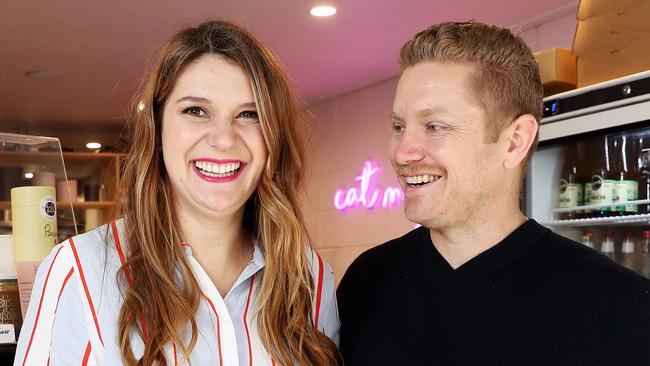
[39,195,56,221]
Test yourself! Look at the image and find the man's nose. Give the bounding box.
[393,129,425,165]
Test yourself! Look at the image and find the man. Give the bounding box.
[337,21,650,365]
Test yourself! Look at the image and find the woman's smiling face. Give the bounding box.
[161,54,267,220]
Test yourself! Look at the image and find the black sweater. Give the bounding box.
[337,220,650,365]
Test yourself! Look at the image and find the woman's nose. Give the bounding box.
[205,119,237,151]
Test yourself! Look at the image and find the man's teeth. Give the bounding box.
[405,175,440,186]
[194,161,241,177]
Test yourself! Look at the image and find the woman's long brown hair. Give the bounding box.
[118,20,338,365]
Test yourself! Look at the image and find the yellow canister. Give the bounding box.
[10,186,57,317]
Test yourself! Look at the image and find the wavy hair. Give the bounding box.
[118,20,338,365]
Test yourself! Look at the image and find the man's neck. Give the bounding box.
[429,208,527,269]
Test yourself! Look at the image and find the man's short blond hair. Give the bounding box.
[399,21,543,163]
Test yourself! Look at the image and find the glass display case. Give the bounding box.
[0,132,76,349]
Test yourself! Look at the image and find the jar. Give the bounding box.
[0,275,22,341]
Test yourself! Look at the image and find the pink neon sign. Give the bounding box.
[333,160,404,211]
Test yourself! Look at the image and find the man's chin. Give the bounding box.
[404,210,434,229]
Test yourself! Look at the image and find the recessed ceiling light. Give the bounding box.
[310,5,336,17]
[24,172,34,179]
[25,70,61,80]
[86,142,101,149]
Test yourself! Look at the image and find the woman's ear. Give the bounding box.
[503,114,538,170]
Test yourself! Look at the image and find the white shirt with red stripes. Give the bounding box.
[14,219,339,366]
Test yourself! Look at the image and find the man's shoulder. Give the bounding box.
[352,227,428,267]
[536,229,650,295]
[341,226,427,281]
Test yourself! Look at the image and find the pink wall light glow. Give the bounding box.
[333,160,404,212]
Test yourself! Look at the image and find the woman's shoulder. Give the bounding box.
[303,246,335,290]
[304,246,333,274]
[303,246,339,341]
[65,219,122,257]
[53,218,125,283]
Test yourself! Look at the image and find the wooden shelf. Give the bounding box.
[0,150,125,165]
[0,151,125,230]
[0,201,117,210]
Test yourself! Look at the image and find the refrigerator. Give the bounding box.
[526,70,650,275]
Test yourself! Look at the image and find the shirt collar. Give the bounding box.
[181,240,266,279]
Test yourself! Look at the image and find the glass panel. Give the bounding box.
[527,122,650,277]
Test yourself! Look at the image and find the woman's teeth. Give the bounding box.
[194,161,241,178]
[405,174,440,187]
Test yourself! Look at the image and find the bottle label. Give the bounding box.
[589,175,615,211]
[0,323,15,343]
[584,182,592,213]
[614,180,639,213]
[601,239,615,253]
[558,179,583,208]
[39,195,56,221]
[622,240,635,254]
[0,284,20,326]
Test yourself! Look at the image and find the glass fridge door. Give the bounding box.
[526,122,650,276]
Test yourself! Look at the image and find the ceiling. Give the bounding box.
[1,0,578,147]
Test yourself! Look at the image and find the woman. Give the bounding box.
[14,20,339,365]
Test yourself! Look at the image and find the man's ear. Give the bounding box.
[503,114,538,169]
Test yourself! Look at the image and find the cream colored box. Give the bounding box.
[577,0,649,21]
[573,0,650,86]
[533,48,577,96]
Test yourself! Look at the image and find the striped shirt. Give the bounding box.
[14,219,339,365]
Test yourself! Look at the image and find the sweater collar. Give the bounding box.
[417,219,550,295]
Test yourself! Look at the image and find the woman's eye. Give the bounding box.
[183,106,206,117]
[238,110,259,120]
[391,123,404,134]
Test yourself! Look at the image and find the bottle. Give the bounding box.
[580,138,595,218]
[590,135,616,217]
[600,230,616,261]
[613,134,639,215]
[641,230,650,278]
[620,231,636,271]
[558,143,584,219]
[639,144,650,214]
[581,230,594,249]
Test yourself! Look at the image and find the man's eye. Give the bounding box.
[183,106,206,117]
[238,110,259,120]
[426,124,446,133]
[391,123,404,134]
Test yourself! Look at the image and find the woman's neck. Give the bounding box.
[178,207,253,297]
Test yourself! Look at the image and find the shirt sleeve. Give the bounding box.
[13,243,94,366]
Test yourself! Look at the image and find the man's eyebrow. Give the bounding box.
[389,112,404,122]
[415,107,448,119]
[390,107,449,121]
